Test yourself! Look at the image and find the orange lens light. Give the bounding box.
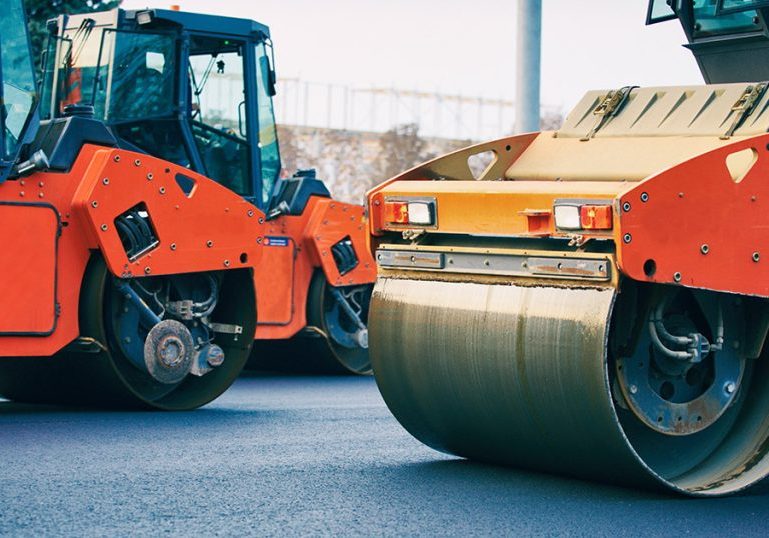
[383,201,409,224]
[580,205,613,230]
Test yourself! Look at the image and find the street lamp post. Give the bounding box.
[515,0,542,133]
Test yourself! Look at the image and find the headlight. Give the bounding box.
[383,198,436,227]
[554,199,613,231]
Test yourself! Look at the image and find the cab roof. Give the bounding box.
[124,8,270,40]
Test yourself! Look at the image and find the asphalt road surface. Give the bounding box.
[1,373,768,536]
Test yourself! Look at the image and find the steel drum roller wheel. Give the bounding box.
[249,272,372,375]
[369,276,769,495]
[306,272,372,375]
[0,256,255,410]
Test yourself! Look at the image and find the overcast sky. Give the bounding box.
[121,0,704,112]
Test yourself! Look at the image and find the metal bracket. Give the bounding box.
[328,287,367,333]
[209,322,243,335]
[167,300,194,320]
[581,86,637,141]
[721,82,768,140]
[566,234,589,248]
[62,336,108,354]
[402,229,426,243]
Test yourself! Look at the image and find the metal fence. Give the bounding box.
[205,74,561,141]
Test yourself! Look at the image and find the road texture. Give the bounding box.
[1,373,768,536]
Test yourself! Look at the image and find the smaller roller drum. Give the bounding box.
[249,272,372,375]
[369,276,769,495]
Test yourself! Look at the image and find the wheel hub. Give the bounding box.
[144,320,195,384]
[615,290,744,436]
[157,335,185,368]
[325,285,371,349]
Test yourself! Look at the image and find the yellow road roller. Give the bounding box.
[365,0,769,495]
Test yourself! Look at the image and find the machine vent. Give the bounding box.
[114,202,159,261]
[331,236,358,275]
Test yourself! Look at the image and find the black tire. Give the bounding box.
[247,272,372,375]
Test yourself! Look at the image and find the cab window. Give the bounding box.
[692,0,761,36]
[647,0,678,23]
[1,0,36,160]
[255,42,280,206]
[96,30,176,121]
[188,36,251,196]
[717,0,769,14]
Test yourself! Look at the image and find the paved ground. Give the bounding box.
[1,374,768,536]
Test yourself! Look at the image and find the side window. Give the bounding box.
[39,36,71,120]
[255,42,281,206]
[96,30,177,121]
[56,21,101,116]
[188,37,251,196]
[717,0,769,14]
[692,0,761,36]
[1,0,36,161]
[646,0,677,24]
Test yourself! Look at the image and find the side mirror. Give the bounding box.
[268,67,277,97]
[258,55,276,97]
[266,38,277,97]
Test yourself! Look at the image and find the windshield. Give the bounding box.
[41,24,176,122]
[95,30,177,121]
[1,0,37,164]
[718,0,769,14]
[692,0,760,36]
[255,42,280,206]
[40,18,102,119]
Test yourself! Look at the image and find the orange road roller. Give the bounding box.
[0,2,374,410]
[41,7,376,376]
[366,0,769,496]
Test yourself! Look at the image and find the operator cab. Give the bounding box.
[647,0,769,82]
[41,9,281,209]
[0,1,38,183]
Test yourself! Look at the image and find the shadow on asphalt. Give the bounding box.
[389,458,672,500]
[0,400,287,423]
[377,458,769,501]
[0,401,95,414]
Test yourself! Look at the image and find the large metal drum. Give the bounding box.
[370,276,769,495]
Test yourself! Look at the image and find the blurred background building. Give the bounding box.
[265,78,563,202]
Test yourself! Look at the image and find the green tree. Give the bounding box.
[24,0,121,74]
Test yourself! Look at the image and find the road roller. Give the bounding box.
[0,2,374,411]
[40,7,375,376]
[366,0,769,495]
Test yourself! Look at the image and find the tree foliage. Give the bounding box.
[23,0,122,73]
[374,123,434,181]
[540,110,564,131]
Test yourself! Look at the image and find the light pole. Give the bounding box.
[515,0,542,133]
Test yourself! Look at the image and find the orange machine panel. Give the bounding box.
[254,196,376,340]
[0,202,60,335]
[618,133,769,298]
[256,236,295,325]
[0,146,104,356]
[73,148,265,279]
[0,145,265,357]
[305,199,376,287]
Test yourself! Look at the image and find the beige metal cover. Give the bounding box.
[504,83,769,182]
[558,84,769,138]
